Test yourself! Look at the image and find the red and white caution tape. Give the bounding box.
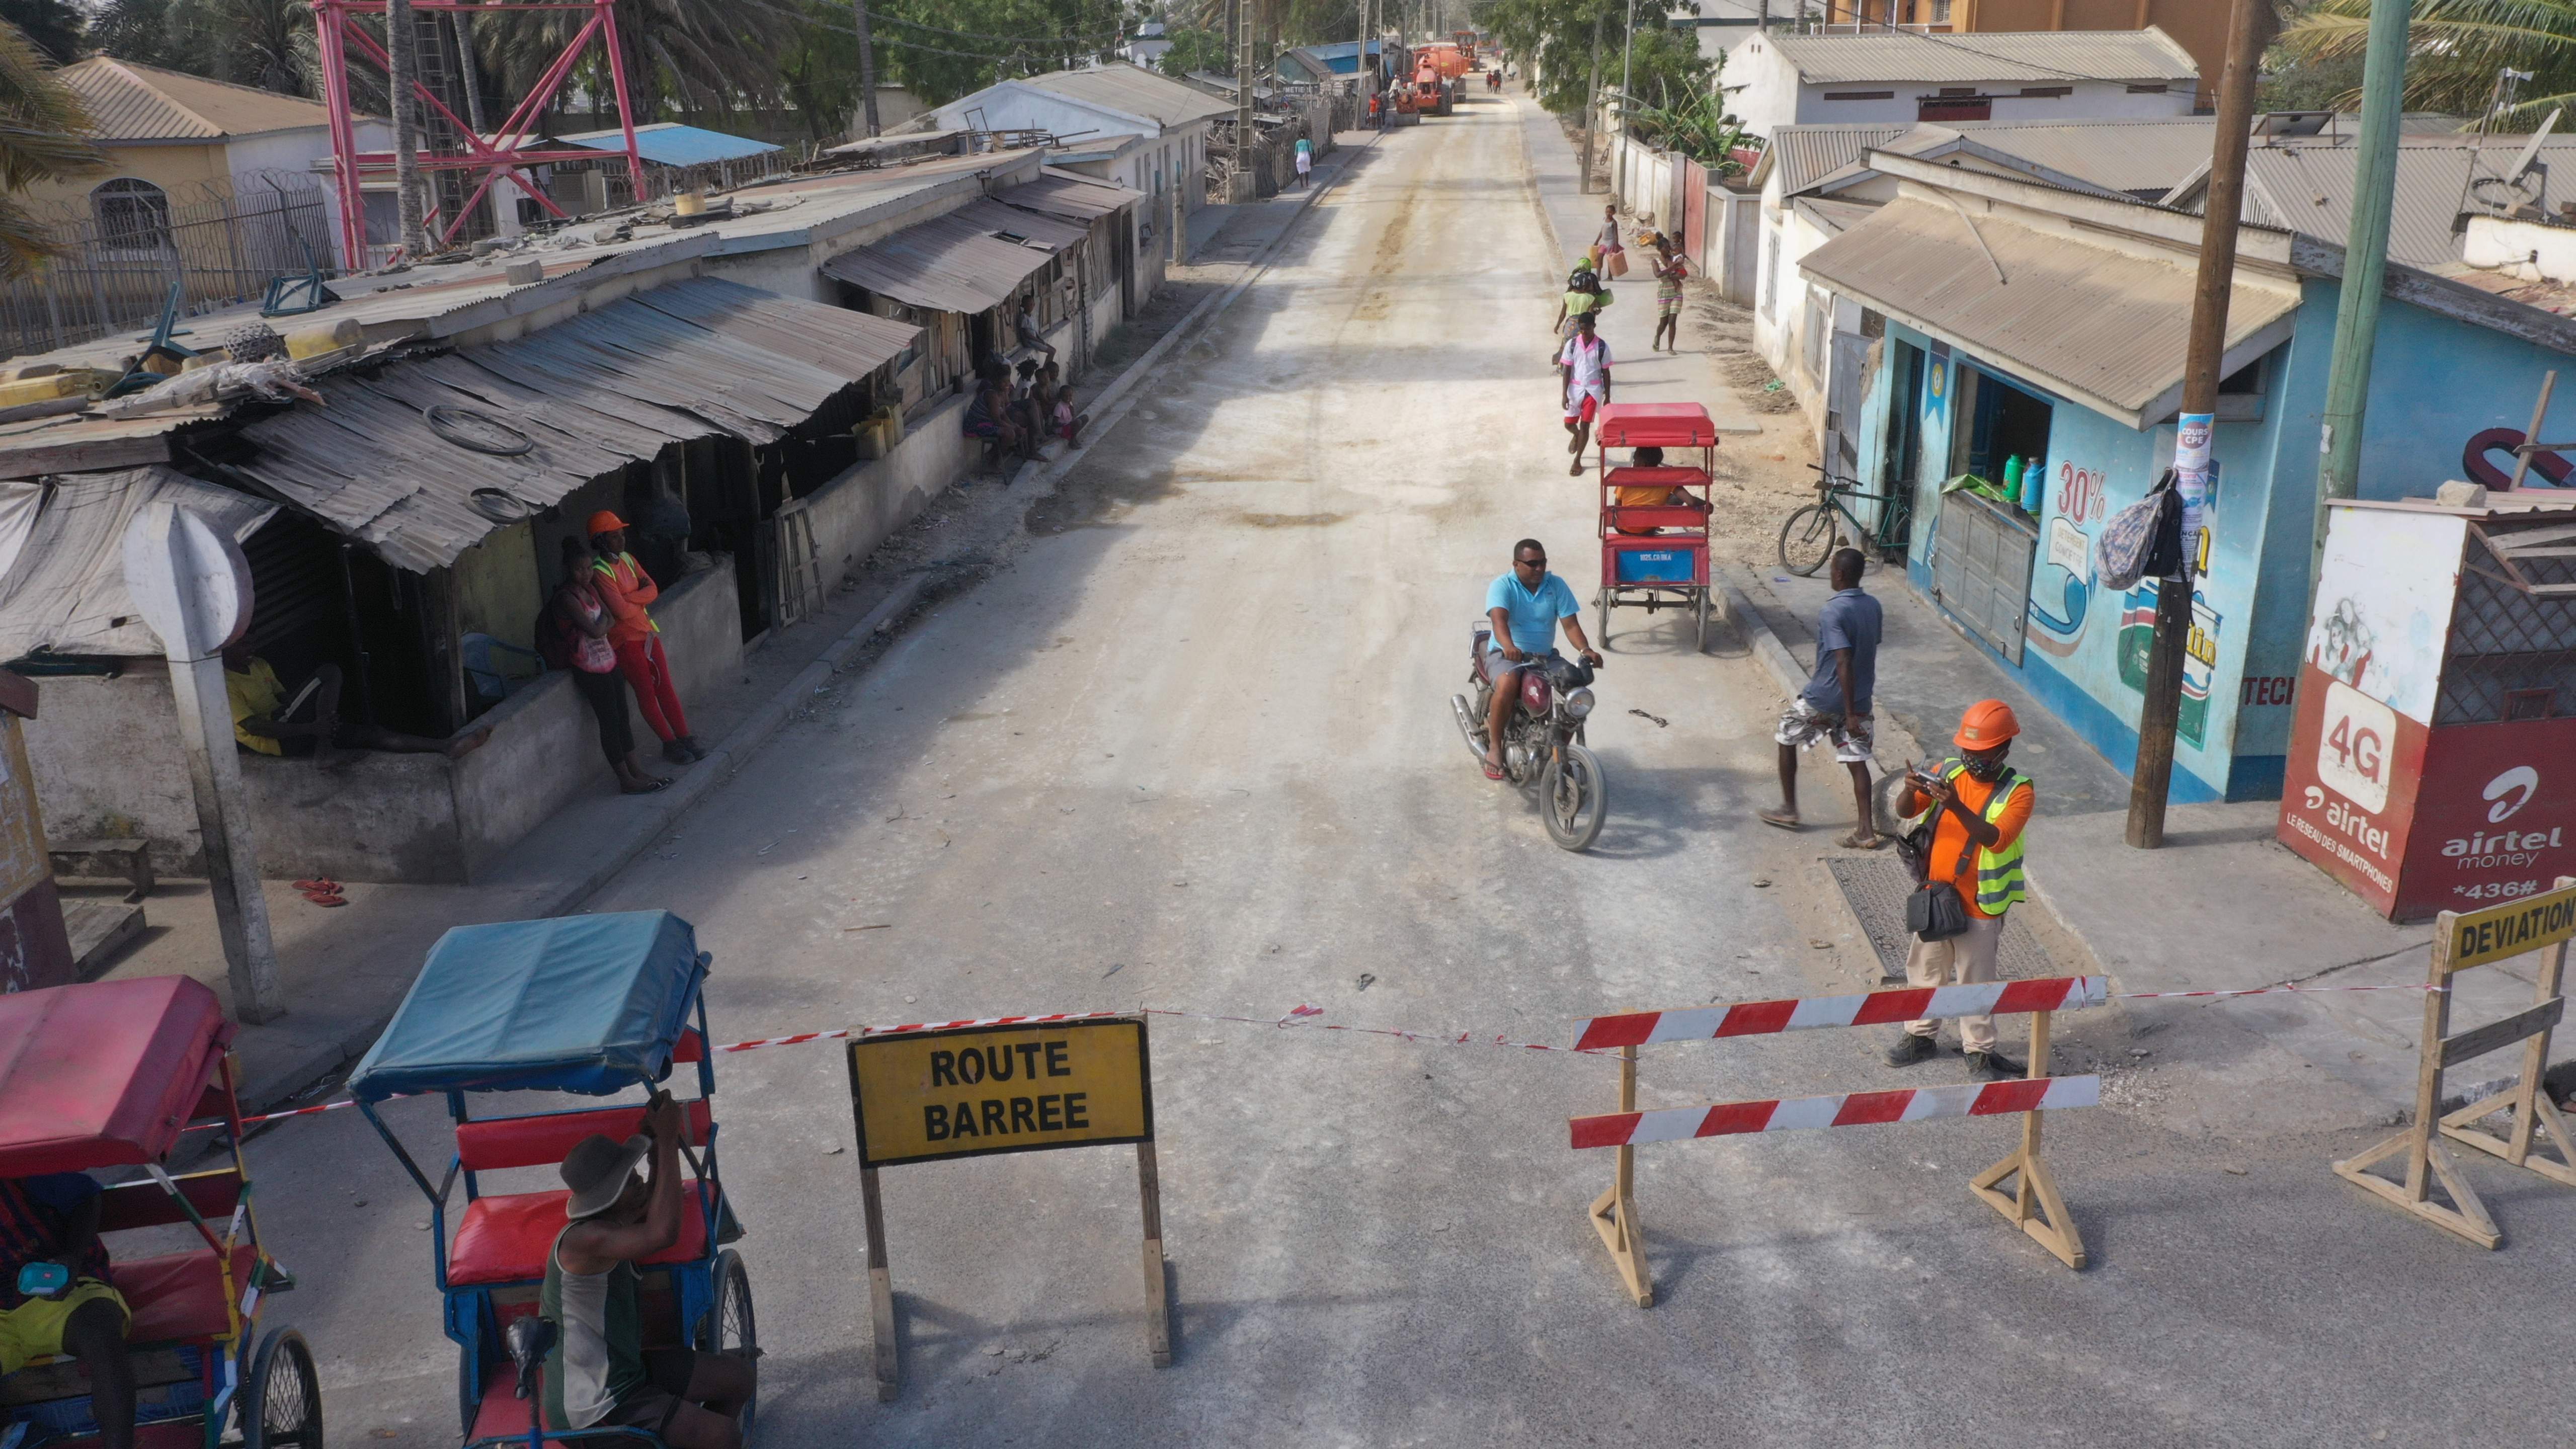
[1574,977,2109,1051]
[1569,1075,2101,1150]
[714,1010,1125,1052]
[2113,983,2445,1001]
[1142,1005,1616,1056]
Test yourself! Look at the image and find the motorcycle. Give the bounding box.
[1450,627,1609,851]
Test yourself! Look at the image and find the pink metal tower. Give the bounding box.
[314,0,648,266]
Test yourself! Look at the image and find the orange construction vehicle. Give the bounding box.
[1411,55,1453,116]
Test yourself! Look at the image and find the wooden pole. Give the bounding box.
[861,1165,900,1399]
[2507,371,2557,491]
[1580,3,1604,195]
[2124,0,2269,849]
[1586,1044,1652,1305]
[1136,1142,1173,1366]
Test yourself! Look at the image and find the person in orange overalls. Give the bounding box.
[588,510,703,765]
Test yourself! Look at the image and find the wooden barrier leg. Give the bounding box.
[860,1166,901,1400]
[1970,1009,2086,1269]
[2440,927,2576,1189]
[1136,1142,1174,1367]
[1587,1045,1653,1307]
[2333,914,2502,1248]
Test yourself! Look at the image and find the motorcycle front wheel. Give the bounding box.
[1541,743,1608,852]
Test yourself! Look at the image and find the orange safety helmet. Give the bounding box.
[586,510,627,537]
[1955,699,2021,750]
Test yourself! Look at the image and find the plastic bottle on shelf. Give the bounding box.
[2022,455,2044,514]
[2000,455,2024,507]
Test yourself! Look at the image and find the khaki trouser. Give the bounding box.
[1903,912,2004,1053]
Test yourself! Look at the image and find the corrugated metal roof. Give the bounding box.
[57,57,349,141]
[228,278,918,572]
[1014,64,1234,129]
[1795,197,1876,235]
[1765,123,1912,194]
[1777,117,2222,199]
[559,122,783,168]
[1002,173,1147,221]
[0,466,276,661]
[2225,139,2576,269]
[821,198,1088,314]
[1761,28,2199,85]
[1796,198,2300,425]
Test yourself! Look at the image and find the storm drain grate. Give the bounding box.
[1826,855,2056,983]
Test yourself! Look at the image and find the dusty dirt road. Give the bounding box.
[238,91,2576,1449]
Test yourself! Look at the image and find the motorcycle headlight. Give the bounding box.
[1564,688,1596,718]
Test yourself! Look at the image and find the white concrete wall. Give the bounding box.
[1755,204,1838,423]
[2465,214,2576,283]
[1723,31,2195,136]
[26,561,743,883]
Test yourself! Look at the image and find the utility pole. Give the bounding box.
[1619,0,1634,128]
[387,0,427,257]
[2125,0,2269,849]
[853,0,881,138]
[1580,2,1605,194]
[2312,0,2412,574]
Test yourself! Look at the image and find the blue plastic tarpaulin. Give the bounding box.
[349,912,706,1100]
[557,123,782,169]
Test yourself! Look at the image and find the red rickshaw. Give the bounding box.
[1591,402,1719,651]
[0,976,316,1449]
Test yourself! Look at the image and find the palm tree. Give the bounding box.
[2280,1,2576,124]
[0,21,104,279]
[471,0,800,127]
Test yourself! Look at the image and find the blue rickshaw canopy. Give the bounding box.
[350,911,706,1100]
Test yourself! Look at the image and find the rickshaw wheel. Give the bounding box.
[697,1250,757,1438]
[242,1328,323,1449]
[1594,589,1611,650]
[1695,588,1710,652]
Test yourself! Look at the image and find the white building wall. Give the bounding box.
[1725,31,2195,136]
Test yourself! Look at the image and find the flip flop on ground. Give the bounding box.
[1757,808,1799,830]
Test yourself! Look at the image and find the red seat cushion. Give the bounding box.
[448,1190,707,1287]
[468,1362,540,1442]
[110,1246,260,1345]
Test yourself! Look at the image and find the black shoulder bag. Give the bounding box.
[1904,808,1975,943]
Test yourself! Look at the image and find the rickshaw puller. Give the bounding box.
[544,1100,753,1449]
[1,1173,135,1449]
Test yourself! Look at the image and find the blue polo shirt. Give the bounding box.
[1801,587,1882,715]
[1486,570,1580,655]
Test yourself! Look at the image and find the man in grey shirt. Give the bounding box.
[1759,548,1884,849]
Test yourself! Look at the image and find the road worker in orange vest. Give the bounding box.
[1886,699,2035,1082]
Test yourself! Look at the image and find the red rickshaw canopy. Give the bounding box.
[1594,403,1718,449]
[0,976,233,1175]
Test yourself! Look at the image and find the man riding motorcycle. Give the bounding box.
[1482,538,1602,780]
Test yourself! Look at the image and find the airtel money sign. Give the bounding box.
[2396,719,2576,919]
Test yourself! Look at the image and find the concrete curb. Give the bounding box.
[1721,571,1809,701]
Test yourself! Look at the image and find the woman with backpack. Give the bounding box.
[544,535,668,795]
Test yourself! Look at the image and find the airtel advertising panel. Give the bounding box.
[2396,716,2576,919]
[2279,666,2429,918]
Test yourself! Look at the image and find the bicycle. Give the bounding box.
[1777,464,1909,577]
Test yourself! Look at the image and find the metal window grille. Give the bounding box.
[0,169,336,359]
[2438,527,2576,725]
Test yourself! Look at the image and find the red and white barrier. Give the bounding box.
[1573,976,2108,1051]
[1569,1075,2101,1149]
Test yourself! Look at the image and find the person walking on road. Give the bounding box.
[1650,234,1688,353]
[1294,136,1313,189]
[1557,312,1612,475]
[1589,204,1625,276]
[1885,700,2036,1082]
[1760,548,1881,848]
[589,511,704,766]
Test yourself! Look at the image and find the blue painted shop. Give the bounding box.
[1800,162,2576,802]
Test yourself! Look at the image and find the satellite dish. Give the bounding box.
[121,500,253,662]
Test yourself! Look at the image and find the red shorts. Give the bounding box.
[1564,386,1604,423]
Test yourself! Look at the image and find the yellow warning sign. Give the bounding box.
[846,1016,1152,1167]
[2444,883,2576,974]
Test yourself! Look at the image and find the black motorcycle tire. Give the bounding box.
[1541,744,1607,851]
